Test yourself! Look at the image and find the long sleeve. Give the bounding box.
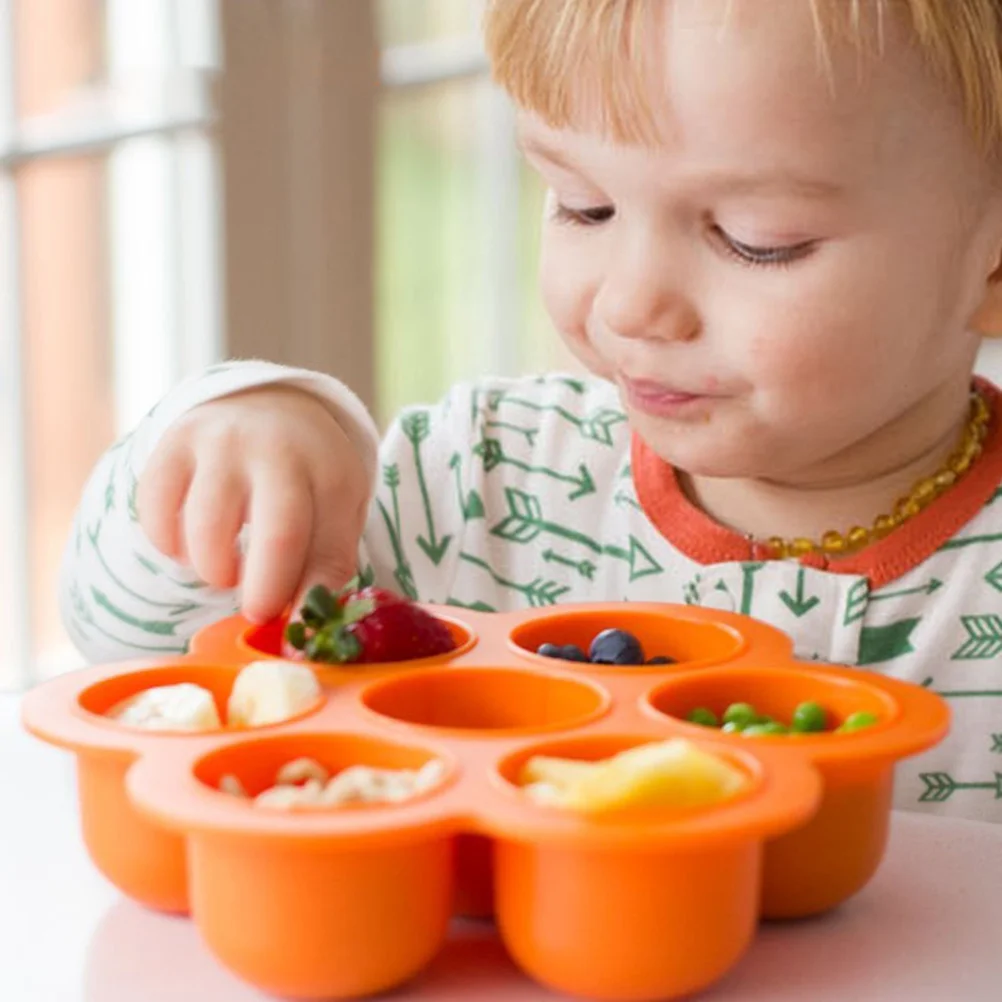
[59,359,380,663]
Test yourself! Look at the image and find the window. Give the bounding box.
[2,0,219,690]
[375,0,570,424]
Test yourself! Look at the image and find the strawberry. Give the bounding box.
[284,584,456,664]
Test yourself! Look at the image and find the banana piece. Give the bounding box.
[521,739,747,814]
[108,683,221,731]
[413,759,447,794]
[227,660,321,728]
[321,760,447,806]
[523,781,564,807]
[219,773,249,798]
[276,757,330,786]
[254,778,325,810]
[520,755,596,788]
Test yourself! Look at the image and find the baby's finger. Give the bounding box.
[182,461,248,589]
[294,496,366,611]
[241,473,313,624]
[137,445,194,560]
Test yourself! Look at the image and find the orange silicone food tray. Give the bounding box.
[21,602,949,1002]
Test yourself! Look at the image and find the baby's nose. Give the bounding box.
[595,253,700,343]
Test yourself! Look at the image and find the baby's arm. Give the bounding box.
[59,364,484,664]
[59,360,380,663]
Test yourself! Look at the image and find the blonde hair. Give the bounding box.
[483,0,1002,151]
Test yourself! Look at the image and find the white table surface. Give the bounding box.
[2,693,1001,1002]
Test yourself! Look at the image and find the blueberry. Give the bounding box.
[646,655,675,665]
[588,628,645,666]
[559,644,589,662]
[536,643,563,659]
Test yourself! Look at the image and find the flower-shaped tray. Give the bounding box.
[21,603,948,1001]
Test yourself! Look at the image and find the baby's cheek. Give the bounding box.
[539,238,586,334]
[743,324,860,398]
[539,237,610,372]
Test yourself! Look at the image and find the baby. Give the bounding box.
[61,0,1002,824]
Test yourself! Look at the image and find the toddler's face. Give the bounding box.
[520,0,1002,483]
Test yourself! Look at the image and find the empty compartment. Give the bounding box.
[509,606,747,669]
[361,667,609,735]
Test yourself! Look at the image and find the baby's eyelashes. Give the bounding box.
[553,203,616,226]
[711,225,818,268]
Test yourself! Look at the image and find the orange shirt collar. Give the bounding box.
[631,376,1002,589]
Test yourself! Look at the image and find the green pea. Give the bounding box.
[836,711,879,733]
[743,721,789,737]
[791,701,828,733]
[687,707,719,728]
[721,721,743,734]
[722,702,758,729]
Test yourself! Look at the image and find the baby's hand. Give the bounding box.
[136,385,369,623]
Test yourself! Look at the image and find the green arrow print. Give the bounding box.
[69,583,189,653]
[614,489,643,512]
[543,549,597,580]
[844,578,869,626]
[459,552,570,606]
[985,561,1002,593]
[91,587,181,637]
[87,523,199,616]
[401,411,453,565]
[778,568,820,617]
[485,420,538,446]
[870,578,942,602]
[448,453,485,521]
[375,464,417,600]
[920,678,1002,699]
[474,436,596,500]
[490,488,663,581]
[487,395,627,446]
[952,614,1002,660]
[919,770,1002,803]
[530,375,587,394]
[858,619,920,665]
[135,554,208,590]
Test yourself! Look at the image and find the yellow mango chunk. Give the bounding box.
[520,739,747,815]
[520,755,596,787]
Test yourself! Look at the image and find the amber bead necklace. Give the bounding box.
[761,390,991,560]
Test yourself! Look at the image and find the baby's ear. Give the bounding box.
[970,248,1002,337]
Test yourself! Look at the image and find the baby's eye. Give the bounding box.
[553,203,616,226]
[714,225,816,267]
